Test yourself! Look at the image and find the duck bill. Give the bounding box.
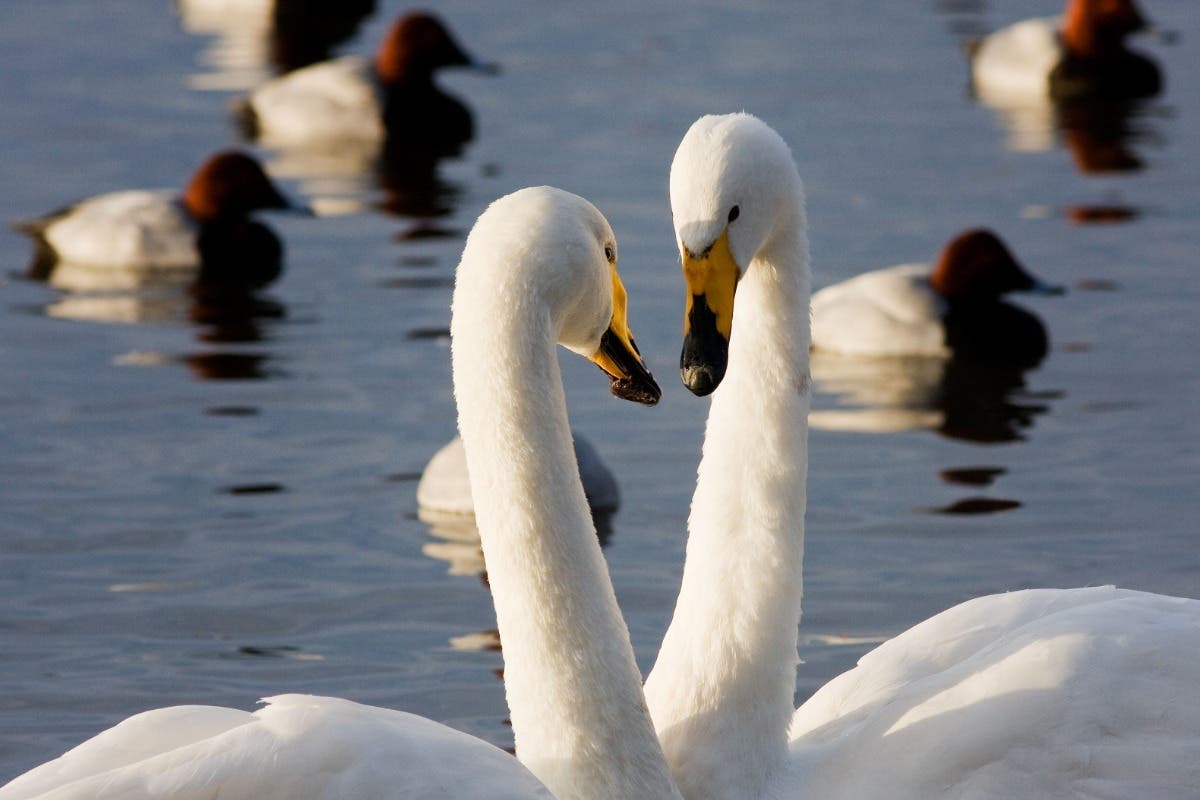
[1013,267,1065,296]
[265,185,314,216]
[589,266,661,406]
[1023,277,1065,296]
[680,228,739,396]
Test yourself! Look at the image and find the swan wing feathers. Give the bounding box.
[42,191,198,269]
[247,56,385,145]
[789,587,1200,799]
[810,264,948,356]
[1,695,553,800]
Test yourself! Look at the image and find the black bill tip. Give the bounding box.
[680,361,724,397]
[597,329,661,406]
[680,294,729,396]
[609,373,661,406]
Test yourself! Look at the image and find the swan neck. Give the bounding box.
[452,297,680,800]
[646,224,811,800]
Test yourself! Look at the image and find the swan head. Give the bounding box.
[669,113,803,395]
[454,186,660,405]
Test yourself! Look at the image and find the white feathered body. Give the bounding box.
[0,694,552,800]
[244,56,385,146]
[810,263,949,357]
[38,190,198,271]
[788,587,1200,800]
[972,17,1062,101]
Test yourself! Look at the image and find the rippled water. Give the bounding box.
[2,0,1198,778]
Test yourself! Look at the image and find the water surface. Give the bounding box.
[1,0,1198,775]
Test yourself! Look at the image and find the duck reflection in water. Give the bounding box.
[234,12,497,221]
[810,230,1062,443]
[419,507,616,579]
[968,0,1168,180]
[179,0,377,91]
[811,351,1054,444]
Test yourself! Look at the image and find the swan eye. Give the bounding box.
[604,243,616,263]
[727,205,740,223]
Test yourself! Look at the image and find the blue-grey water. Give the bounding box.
[1,0,1198,778]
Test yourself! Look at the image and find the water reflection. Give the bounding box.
[967,1,1169,177]
[179,0,376,92]
[35,213,290,381]
[925,497,1022,515]
[973,84,1164,175]
[42,264,284,334]
[185,351,280,381]
[419,508,615,578]
[811,349,1055,443]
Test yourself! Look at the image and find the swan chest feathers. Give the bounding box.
[787,587,1200,799]
[0,694,553,800]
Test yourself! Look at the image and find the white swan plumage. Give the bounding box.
[644,112,1200,800]
[0,186,680,800]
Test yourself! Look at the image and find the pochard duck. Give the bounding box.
[971,0,1161,101]
[16,151,300,286]
[234,12,494,154]
[811,229,1062,362]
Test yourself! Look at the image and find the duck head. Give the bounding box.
[183,151,302,224]
[929,229,1063,302]
[376,12,497,84]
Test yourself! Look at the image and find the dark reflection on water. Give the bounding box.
[925,497,1022,515]
[205,405,260,417]
[185,351,279,381]
[1057,98,1163,174]
[406,326,450,341]
[940,466,1007,487]
[269,0,378,75]
[1065,204,1140,225]
[970,44,1169,176]
[812,349,1057,444]
[230,644,315,660]
[935,356,1052,443]
[219,483,287,496]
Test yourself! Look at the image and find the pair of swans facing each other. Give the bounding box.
[5,115,1199,800]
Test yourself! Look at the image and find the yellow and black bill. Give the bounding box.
[680,229,739,397]
[589,267,661,406]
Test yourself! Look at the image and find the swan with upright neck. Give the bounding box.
[644,113,1200,800]
[0,186,678,800]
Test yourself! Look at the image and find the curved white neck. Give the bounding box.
[452,294,681,800]
[646,222,811,800]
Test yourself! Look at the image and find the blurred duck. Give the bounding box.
[16,151,300,287]
[811,230,1062,363]
[234,11,495,155]
[418,433,618,518]
[179,0,376,91]
[971,0,1161,101]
